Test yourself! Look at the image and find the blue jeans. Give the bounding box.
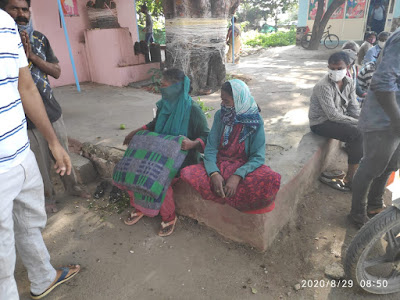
[145,32,154,44]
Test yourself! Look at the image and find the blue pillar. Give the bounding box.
[56,0,80,92]
[232,16,235,64]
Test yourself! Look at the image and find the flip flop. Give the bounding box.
[124,211,144,226]
[319,176,351,192]
[321,170,346,180]
[158,216,178,237]
[30,265,80,299]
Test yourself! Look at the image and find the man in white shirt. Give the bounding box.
[0,6,79,299]
[370,0,386,34]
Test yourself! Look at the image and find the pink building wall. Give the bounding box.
[30,0,141,87]
[85,28,159,87]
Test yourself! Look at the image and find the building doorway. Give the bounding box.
[366,0,396,33]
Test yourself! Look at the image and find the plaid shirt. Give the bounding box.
[309,75,360,127]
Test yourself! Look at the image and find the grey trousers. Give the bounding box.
[0,151,56,299]
[351,130,400,215]
[28,116,78,205]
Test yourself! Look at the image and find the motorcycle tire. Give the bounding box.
[344,206,400,294]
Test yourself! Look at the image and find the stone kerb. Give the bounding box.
[174,133,341,251]
[77,133,340,252]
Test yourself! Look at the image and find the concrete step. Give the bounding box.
[70,152,98,184]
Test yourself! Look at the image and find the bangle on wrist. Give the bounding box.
[210,172,219,178]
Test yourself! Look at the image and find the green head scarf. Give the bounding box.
[154,76,192,136]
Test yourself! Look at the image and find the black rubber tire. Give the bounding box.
[300,33,312,49]
[324,34,339,49]
[344,206,400,294]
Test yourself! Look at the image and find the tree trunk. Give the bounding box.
[163,0,240,94]
[308,0,345,50]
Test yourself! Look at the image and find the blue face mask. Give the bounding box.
[221,105,236,126]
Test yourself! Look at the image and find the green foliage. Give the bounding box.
[138,26,166,44]
[148,68,163,93]
[239,21,250,31]
[196,97,214,119]
[238,0,297,29]
[242,0,296,16]
[225,73,235,81]
[135,0,163,16]
[243,28,296,48]
[135,0,165,44]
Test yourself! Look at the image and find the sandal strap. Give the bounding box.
[56,267,70,283]
[161,218,176,229]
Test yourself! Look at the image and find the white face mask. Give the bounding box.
[378,41,386,48]
[328,69,347,82]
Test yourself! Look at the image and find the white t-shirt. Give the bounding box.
[0,9,29,174]
[373,6,384,21]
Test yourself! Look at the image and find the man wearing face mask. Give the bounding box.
[350,28,400,228]
[358,31,377,65]
[309,51,362,192]
[3,0,90,213]
[364,31,390,64]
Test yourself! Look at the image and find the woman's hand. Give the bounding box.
[181,137,199,151]
[210,173,225,198]
[123,128,141,145]
[224,175,242,198]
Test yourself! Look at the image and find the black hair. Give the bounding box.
[162,68,185,84]
[221,82,233,97]
[365,31,377,40]
[328,51,351,66]
[141,4,147,11]
[0,0,30,8]
[378,31,390,41]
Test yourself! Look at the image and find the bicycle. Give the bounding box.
[301,25,340,49]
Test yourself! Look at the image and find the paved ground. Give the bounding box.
[14,45,400,299]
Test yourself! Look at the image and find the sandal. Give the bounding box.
[30,264,80,299]
[124,211,144,226]
[158,216,178,237]
[321,170,346,180]
[319,176,351,192]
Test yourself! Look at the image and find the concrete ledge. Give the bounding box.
[174,133,340,251]
[70,153,98,184]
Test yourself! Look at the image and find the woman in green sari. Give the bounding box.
[123,69,209,236]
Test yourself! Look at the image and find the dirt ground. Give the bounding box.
[14,45,400,299]
[14,149,398,300]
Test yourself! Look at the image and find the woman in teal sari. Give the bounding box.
[181,79,281,212]
[123,69,209,236]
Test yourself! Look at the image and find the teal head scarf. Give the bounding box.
[221,79,262,146]
[154,76,192,136]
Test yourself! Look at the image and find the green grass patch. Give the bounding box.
[243,29,296,48]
